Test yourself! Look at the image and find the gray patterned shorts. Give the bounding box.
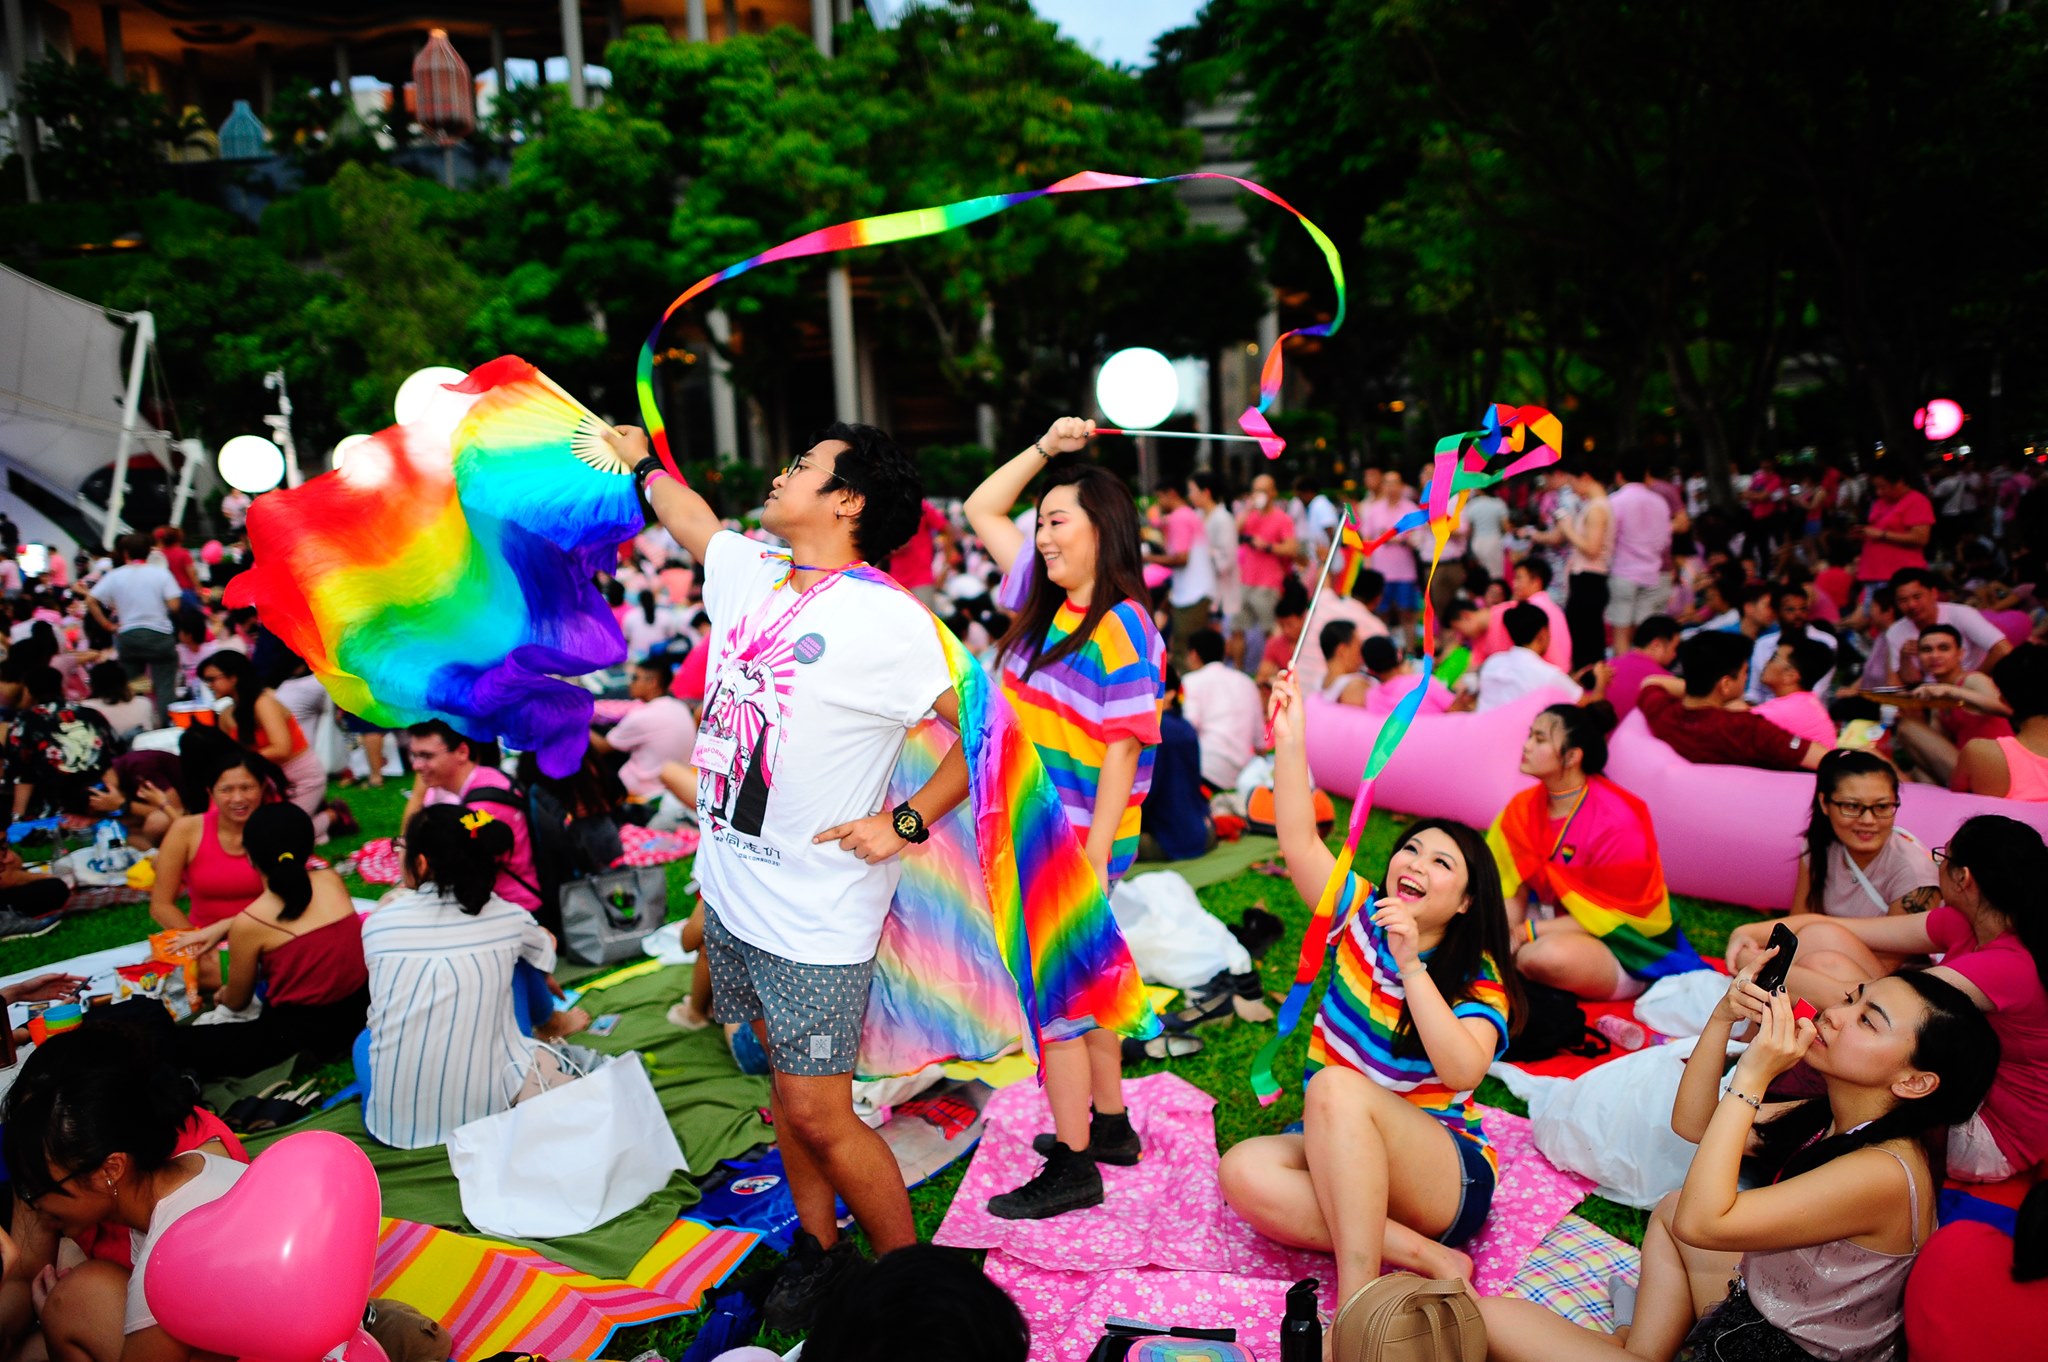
[700,902,874,1076]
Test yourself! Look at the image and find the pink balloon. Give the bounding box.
[145,1131,382,1362]
[342,1327,392,1362]
[200,539,225,565]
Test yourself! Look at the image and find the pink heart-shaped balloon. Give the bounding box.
[145,1131,382,1362]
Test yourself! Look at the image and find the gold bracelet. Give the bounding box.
[1727,1089,1763,1111]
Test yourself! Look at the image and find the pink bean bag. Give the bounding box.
[1306,692,2048,910]
[1986,608,2033,646]
[1304,688,1564,834]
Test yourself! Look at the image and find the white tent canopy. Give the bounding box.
[0,263,168,553]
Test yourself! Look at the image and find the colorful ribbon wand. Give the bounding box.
[636,170,1348,477]
[1247,404,1565,1105]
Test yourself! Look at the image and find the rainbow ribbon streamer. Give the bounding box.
[1247,403,1564,1105]
[635,170,1346,471]
[225,357,642,776]
[799,565,1158,1078]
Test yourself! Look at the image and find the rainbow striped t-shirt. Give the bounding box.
[1306,872,1512,1169]
[996,597,1165,884]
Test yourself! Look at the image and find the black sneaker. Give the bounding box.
[988,1143,1104,1220]
[0,911,62,941]
[1030,1108,1142,1166]
[760,1229,861,1333]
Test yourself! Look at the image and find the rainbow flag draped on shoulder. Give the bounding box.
[1486,774,1705,981]
[841,566,1160,1080]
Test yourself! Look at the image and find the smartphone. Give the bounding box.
[1751,923,1800,993]
[588,1013,622,1037]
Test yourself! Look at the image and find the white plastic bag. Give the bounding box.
[446,1051,687,1238]
[1109,870,1253,989]
[1496,1034,1742,1208]
[1635,970,1731,1039]
[1233,755,1277,802]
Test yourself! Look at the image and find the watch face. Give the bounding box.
[894,810,921,839]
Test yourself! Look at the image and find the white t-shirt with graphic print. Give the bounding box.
[694,530,954,965]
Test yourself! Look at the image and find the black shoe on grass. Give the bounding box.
[760,1229,862,1333]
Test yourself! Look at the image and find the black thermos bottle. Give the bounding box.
[1281,1276,1322,1362]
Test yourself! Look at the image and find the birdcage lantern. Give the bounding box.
[411,29,475,146]
[217,99,269,160]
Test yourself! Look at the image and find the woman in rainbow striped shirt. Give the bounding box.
[1220,671,1525,1306]
[966,416,1167,1222]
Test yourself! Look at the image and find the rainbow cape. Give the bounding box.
[1249,403,1564,1103]
[1487,776,1704,981]
[224,357,639,776]
[836,565,1159,1079]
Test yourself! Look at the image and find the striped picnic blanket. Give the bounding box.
[371,1216,757,1361]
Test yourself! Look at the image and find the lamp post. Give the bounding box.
[262,369,302,488]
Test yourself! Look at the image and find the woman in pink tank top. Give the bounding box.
[1952,645,2048,800]
[172,803,368,1079]
[1475,967,1996,1362]
[148,753,278,990]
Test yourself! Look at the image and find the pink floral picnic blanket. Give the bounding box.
[351,824,698,885]
[938,1072,1595,1361]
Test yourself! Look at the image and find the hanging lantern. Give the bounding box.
[217,99,269,161]
[411,29,475,145]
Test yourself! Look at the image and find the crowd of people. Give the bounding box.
[0,428,2043,1360]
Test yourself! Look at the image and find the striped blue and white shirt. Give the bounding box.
[361,886,555,1150]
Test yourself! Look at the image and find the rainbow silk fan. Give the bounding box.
[225,357,642,776]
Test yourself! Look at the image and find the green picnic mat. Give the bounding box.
[1135,834,1281,890]
[242,963,771,1279]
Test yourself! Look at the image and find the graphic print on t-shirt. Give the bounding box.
[699,581,841,841]
[700,649,785,836]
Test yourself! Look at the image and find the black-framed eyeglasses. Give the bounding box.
[1931,845,1949,867]
[20,1166,85,1209]
[1825,797,1900,820]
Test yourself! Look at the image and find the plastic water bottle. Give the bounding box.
[1281,1277,1322,1362]
[1595,1013,1648,1051]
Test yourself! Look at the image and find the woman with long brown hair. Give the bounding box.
[964,416,1167,1221]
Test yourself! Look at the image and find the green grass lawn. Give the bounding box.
[7,787,1761,1357]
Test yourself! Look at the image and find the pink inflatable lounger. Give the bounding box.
[1302,688,2048,911]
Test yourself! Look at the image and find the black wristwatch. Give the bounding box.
[891,801,930,845]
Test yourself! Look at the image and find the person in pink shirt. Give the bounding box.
[1356,470,1423,623]
[590,659,699,799]
[1854,469,1935,591]
[1751,637,1839,750]
[1234,473,1299,670]
[1359,635,1454,716]
[1475,558,1572,672]
[1604,615,1681,719]
[401,721,541,915]
[886,499,951,609]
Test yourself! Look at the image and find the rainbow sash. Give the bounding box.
[1487,776,1704,981]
